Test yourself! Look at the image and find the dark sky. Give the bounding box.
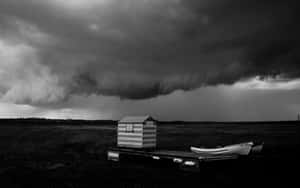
[0,0,299,120]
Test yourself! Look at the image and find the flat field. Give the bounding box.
[0,120,299,188]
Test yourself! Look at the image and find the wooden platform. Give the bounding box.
[107,147,240,171]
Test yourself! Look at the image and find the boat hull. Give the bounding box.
[190,142,253,156]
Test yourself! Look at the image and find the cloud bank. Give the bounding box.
[0,0,299,105]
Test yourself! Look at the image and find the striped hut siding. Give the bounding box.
[117,116,157,148]
[118,134,155,140]
[118,137,143,142]
[117,139,143,144]
[117,139,143,146]
[142,124,156,148]
[118,127,143,132]
[118,132,143,137]
[117,134,156,141]
[118,124,143,132]
[118,129,155,134]
[118,125,155,131]
[118,128,155,135]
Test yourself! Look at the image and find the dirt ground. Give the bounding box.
[0,120,299,187]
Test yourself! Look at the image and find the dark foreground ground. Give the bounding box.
[0,119,300,188]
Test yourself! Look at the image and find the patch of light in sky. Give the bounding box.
[233,76,300,90]
[52,0,109,9]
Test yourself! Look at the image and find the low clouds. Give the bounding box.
[0,0,299,105]
[0,39,66,104]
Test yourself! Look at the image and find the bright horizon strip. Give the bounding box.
[51,0,109,9]
[233,76,300,90]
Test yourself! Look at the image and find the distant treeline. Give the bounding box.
[159,120,300,125]
[1,118,300,127]
[0,118,117,126]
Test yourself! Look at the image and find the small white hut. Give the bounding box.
[117,115,157,148]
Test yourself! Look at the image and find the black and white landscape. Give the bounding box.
[0,1,299,187]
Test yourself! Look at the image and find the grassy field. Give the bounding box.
[0,120,299,187]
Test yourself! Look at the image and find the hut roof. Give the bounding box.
[119,115,155,123]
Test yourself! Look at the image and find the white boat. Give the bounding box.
[190,142,254,156]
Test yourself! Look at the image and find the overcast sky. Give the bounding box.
[0,0,299,121]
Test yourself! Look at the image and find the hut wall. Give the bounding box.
[117,121,156,148]
[142,121,156,148]
[117,123,144,148]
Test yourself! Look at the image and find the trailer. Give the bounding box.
[107,147,240,171]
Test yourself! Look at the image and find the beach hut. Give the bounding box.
[117,115,157,148]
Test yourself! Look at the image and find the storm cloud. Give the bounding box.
[0,0,299,104]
